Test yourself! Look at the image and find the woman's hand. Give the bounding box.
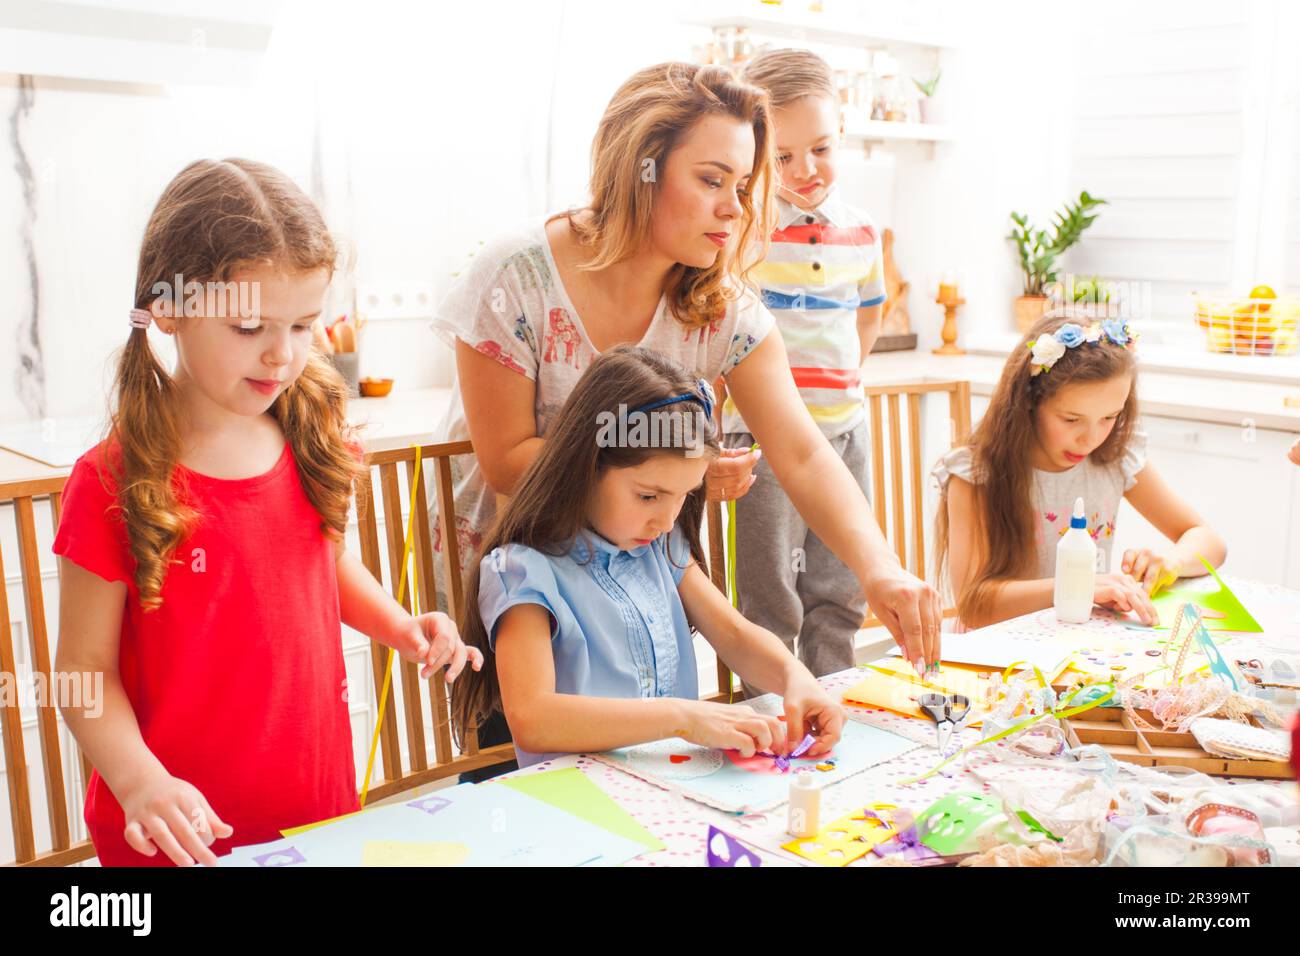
[119,770,233,867]
[863,566,943,675]
[705,447,761,502]
[1095,572,1158,625]
[679,701,788,757]
[393,612,484,681]
[781,680,845,757]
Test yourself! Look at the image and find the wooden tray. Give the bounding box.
[1061,705,1292,780]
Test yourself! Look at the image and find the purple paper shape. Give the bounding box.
[253,846,307,867]
[406,796,452,816]
[865,810,941,864]
[706,825,762,867]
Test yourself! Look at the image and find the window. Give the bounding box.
[1065,0,1300,361]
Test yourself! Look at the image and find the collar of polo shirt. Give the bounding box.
[773,181,849,230]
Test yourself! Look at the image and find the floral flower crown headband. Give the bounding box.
[1027,319,1137,376]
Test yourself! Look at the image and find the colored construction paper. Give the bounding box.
[596,717,918,814]
[1151,561,1262,632]
[361,841,469,867]
[221,783,647,867]
[706,826,762,867]
[280,810,363,837]
[888,632,1072,679]
[783,803,900,867]
[844,660,992,725]
[496,767,664,852]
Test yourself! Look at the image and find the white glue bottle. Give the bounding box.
[787,773,821,838]
[1054,496,1097,623]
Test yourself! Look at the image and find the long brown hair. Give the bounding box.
[550,61,776,329]
[934,315,1138,624]
[450,345,721,742]
[110,158,360,609]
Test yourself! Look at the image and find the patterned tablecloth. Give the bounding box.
[499,578,1300,867]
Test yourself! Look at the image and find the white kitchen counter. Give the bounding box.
[861,349,1300,434]
[3,348,1297,486]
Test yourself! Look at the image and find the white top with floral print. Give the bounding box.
[931,429,1149,578]
[429,218,775,578]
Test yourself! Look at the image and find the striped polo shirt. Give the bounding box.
[723,186,887,438]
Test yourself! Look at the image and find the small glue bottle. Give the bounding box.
[1054,495,1097,623]
[787,772,821,838]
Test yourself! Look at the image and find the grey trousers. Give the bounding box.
[724,419,871,693]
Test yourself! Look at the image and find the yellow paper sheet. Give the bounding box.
[843,660,992,725]
[783,803,900,867]
[361,840,469,867]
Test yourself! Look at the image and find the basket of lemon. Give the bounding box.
[1193,286,1299,356]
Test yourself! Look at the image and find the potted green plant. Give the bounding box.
[912,69,941,123]
[1008,190,1107,332]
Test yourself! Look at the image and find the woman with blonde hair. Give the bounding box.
[433,62,940,773]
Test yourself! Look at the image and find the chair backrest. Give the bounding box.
[863,380,972,586]
[0,473,97,866]
[352,441,515,804]
[705,379,973,694]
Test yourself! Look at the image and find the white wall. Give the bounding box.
[1,0,1087,427]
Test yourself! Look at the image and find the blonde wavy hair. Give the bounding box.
[550,62,776,329]
[110,158,361,609]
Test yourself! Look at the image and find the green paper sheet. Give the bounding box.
[497,768,665,853]
[1151,559,1262,632]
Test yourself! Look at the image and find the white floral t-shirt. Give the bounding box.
[931,430,1149,578]
[429,219,775,582]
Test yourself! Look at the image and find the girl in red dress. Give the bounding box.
[54,159,480,866]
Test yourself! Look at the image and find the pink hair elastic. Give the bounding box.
[129,308,152,330]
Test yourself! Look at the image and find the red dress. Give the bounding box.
[53,441,359,865]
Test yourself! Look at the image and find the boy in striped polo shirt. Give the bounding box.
[723,48,885,682]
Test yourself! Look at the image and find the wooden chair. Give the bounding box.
[0,473,96,866]
[707,380,973,695]
[353,440,516,803]
[0,439,517,865]
[862,379,972,620]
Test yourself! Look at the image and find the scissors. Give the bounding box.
[916,692,971,754]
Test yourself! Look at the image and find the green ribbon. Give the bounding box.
[898,679,1118,784]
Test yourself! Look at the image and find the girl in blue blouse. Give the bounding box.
[450,346,845,767]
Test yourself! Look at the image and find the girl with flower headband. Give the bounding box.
[52,159,481,866]
[450,345,845,766]
[932,315,1226,629]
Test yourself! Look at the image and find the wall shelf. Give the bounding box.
[684,11,959,51]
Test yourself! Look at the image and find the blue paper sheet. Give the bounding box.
[596,718,919,813]
[220,782,647,867]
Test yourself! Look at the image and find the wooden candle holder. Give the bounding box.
[933,295,966,356]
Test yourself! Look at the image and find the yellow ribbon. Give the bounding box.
[898,679,1117,784]
[359,445,424,807]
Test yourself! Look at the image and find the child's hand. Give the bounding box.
[1289,437,1300,466]
[680,701,787,757]
[782,683,845,758]
[705,447,761,502]
[1095,572,1158,626]
[1120,548,1176,594]
[396,612,484,681]
[119,770,233,867]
